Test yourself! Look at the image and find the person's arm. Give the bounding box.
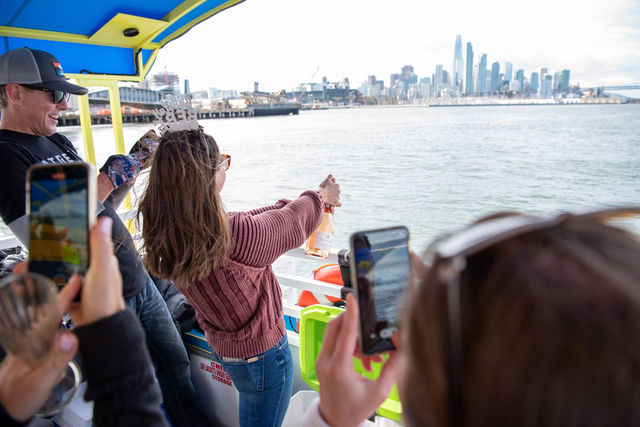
[98,131,158,198]
[0,262,79,424]
[67,217,168,426]
[313,294,397,427]
[0,402,26,427]
[97,171,115,203]
[230,189,324,266]
[243,199,291,216]
[74,310,167,427]
[231,175,341,267]
[0,333,77,425]
[302,396,371,427]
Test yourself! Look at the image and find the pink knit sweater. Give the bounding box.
[182,190,324,358]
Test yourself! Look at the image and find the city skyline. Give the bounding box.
[151,0,640,94]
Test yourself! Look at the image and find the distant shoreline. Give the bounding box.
[428,101,633,108]
[354,100,637,108]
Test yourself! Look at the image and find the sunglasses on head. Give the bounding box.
[424,206,640,427]
[20,84,70,104]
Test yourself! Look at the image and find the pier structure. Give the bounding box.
[57,86,297,126]
[57,108,254,126]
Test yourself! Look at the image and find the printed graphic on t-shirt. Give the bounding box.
[40,152,75,165]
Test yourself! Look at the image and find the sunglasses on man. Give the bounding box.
[20,84,70,105]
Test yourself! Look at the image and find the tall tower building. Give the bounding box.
[477,54,487,93]
[435,64,444,97]
[453,35,463,90]
[184,79,191,96]
[400,65,416,94]
[490,62,500,92]
[390,74,401,88]
[530,72,539,93]
[504,62,513,84]
[540,67,548,82]
[515,69,524,92]
[560,69,571,91]
[540,74,553,98]
[401,65,414,81]
[465,42,474,94]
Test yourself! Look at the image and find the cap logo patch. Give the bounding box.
[52,61,64,77]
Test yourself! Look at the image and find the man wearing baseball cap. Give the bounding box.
[0,47,211,427]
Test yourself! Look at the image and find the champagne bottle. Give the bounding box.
[304,204,335,258]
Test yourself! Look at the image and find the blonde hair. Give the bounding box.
[138,129,231,288]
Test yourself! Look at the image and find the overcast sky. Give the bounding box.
[151,0,640,93]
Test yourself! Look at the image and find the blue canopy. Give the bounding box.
[0,0,244,80]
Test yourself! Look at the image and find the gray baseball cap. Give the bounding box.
[0,47,88,95]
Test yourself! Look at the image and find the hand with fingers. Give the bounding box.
[0,330,77,421]
[0,217,125,422]
[319,174,342,207]
[99,130,159,190]
[315,293,397,427]
[128,129,159,169]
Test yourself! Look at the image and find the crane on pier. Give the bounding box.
[309,66,320,82]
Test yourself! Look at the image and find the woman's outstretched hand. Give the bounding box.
[319,174,342,207]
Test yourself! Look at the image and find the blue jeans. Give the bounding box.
[126,277,210,427]
[213,334,293,427]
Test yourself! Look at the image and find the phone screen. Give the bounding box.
[350,226,410,354]
[27,163,92,288]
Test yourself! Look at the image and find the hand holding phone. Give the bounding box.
[26,163,96,290]
[350,226,410,355]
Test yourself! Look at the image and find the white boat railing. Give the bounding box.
[274,247,345,347]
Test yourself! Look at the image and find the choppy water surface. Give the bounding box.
[4,104,639,252]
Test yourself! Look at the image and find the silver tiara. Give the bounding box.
[152,96,199,135]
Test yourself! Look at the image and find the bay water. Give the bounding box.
[2,104,639,254]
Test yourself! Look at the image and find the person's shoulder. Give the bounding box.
[0,129,29,149]
[0,131,33,160]
[47,133,77,151]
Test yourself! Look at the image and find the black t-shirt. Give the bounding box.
[0,129,147,298]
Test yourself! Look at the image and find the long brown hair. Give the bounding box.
[137,128,231,288]
[401,217,640,427]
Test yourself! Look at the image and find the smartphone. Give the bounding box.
[26,162,96,290]
[350,226,410,355]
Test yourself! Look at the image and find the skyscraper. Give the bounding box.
[399,65,415,95]
[530,72,539,93]
[453,35,463,91]
[390,73,400,88]
[560,69,571,92]
[477,54,487,93]
[465,42,474,94]
[540,68,548,92]
[515,69,524,92]
[490,62,500,92]
[435,64,443,97]
[540,74,553,98]
[504,62,513,83]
